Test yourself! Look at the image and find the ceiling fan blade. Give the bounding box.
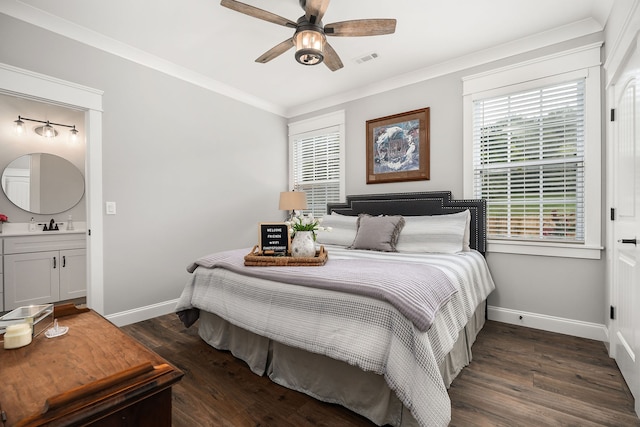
[255,38,295,63]
[323,42,343,71]
[220,0,297,28]
[325,19,397,37]
[304,0,330,25]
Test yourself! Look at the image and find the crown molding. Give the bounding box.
[285,18,604,118]
[603,0,640,86]
[0,0,286,116]
[1,1,604,119]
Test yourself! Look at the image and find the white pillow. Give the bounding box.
[315,213,358,247]
[396,210,470,254]
[462,210,471,252]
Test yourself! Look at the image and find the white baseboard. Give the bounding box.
[487,305,608,342]
[105,300,609,343]
[106,299,179,327]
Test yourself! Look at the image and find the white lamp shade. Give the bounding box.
[279,191,308,211]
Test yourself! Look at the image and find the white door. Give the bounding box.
[612,38,640,415]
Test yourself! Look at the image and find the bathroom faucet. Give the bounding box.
[43,218,59,231]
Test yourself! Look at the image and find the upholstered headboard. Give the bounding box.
[327,191,487,254]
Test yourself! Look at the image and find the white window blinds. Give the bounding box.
[472,79,585,242]
[292,127,342,218]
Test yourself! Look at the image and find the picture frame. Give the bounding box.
[366,107,430,184]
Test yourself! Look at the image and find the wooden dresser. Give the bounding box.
[0,306,183,426]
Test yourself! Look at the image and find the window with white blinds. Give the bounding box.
[289,111,345,218]
[473,79,585,242]
[292,129,342,217]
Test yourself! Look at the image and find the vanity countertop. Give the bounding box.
[0,222,87,237]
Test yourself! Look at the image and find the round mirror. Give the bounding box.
[1,153,85,214]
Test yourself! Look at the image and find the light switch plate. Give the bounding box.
[105,201,117,215]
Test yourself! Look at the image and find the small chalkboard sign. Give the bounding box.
[259,223,290,255]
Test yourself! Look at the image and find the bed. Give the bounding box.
[176,191,495,427]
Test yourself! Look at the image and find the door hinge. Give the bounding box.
[610,305,616,320]
[611,108,616,121]
[611,208,616,221]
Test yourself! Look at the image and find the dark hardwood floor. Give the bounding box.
[121,315,640,427]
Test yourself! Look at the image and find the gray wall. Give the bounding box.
[0,14,288,315]
[0,11,612,326]
[291,34,608,325]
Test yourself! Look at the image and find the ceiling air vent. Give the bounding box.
[354,52,379,64]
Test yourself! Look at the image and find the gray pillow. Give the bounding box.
[350,214,405,252]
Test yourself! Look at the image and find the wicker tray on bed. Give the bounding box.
[244,245,328,266]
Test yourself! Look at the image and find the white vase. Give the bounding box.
[291,231,316,258]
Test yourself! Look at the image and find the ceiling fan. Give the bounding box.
[220,0,397,71]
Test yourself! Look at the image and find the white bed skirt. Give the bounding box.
[197,302,486,427]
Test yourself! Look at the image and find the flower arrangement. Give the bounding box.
[286,212,331,241]
[0,214,7,223]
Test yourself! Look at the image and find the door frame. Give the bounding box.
[0,62,105,314]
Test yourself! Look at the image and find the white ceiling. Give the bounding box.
[3,0,613,117]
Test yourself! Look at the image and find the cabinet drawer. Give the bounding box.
[4,234,85,254]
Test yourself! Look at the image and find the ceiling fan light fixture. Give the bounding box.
[294,29,325,66]
[221,0,395,71]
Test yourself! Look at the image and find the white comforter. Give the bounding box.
[175,246,495,427]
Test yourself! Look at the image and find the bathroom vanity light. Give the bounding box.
[13,116,25,135]
[69,126,79,142]
[13,115,79,142]
[34,121,57,138]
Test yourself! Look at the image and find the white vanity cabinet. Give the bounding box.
[3,234,86,311]
[0,243,3,312]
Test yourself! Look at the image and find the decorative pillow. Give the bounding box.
[315,213,358,247]
[462,210,471,252]
[350,214,405,252]
[396,210,470,254]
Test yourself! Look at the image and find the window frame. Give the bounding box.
[463,43,603,259]
[288,110,346,217]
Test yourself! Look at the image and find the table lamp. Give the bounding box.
[279,191,307,220]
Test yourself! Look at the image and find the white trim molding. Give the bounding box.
[604,0,640,87]
[487,240,603,259]
[488,305,608,342]
[0,62,105,315]
[107,299,179,327]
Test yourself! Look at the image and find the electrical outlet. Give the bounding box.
[106,201,117,215]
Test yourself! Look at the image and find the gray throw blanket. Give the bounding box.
[187,248,458,332]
